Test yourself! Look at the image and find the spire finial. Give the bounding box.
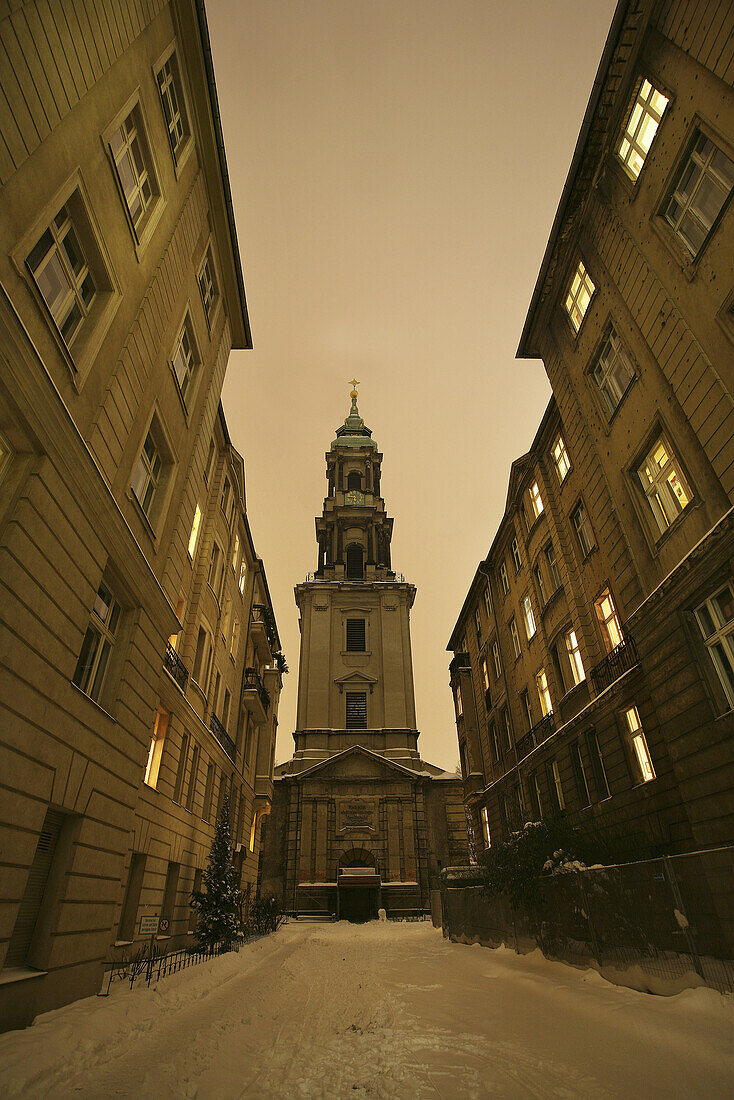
[349,378,360,405]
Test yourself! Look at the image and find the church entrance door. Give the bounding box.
[337,850,381,922]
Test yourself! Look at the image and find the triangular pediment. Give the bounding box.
[293,745,419,781]
[334,670,378,690]
[505,453,532,513]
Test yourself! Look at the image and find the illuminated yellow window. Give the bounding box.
[530,481,544,518]
[623,705,655,782]
[552,436,570,482]
[618,79,668,180]
[188,503,202,558]
[564,260,595,333]
[144,708,168,788]
[536,668,552,717]
[523,594,536,640]
[481,806,491,848]
[637,436,691,534]
[595,589,623,652]
[565,629,586,686]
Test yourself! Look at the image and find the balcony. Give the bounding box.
[164,642,189,692]
[515,712,555,763]
[250,604,277,663]
[449,652,471,679]
[210,712,236,762]
[590,633,638,693]
[243,667,270,724]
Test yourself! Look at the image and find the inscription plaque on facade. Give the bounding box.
[337,796,377,833]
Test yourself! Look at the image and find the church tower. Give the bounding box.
[261,385,467,920]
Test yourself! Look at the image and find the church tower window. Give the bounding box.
[346,544,364,580]
[346,691,367,728]
[347,472,361,491]
[346,618,366,652]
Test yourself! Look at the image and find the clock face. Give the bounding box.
[345,489,364,505]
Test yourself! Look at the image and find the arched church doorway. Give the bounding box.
[337,848,381,923]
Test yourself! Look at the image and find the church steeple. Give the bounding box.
[317,384,394,580]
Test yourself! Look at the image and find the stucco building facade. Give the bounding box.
[262,389,467,920]
[449,0,734,868]
[0,0,283,1030]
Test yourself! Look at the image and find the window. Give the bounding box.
[570,741,590,807]
[595,589,624,652]
[454,682,463,717]
[572,502,595,557]
[499,561,509,595]
[346,618,366,652]
[208,542,223,596]
[522,594,536,640]
[186,743,199,810]
[221,595,231,641]
[492,640,502,679]
[198,248,218,326]
[547,759,565,811]
[585,728,610,799]
[132,429,161,520]
[564,259,595,333]
[481,806,491,849]
[502,707,513,751]
[231,617,240,657]
[156,50,190,165]
[521,689,533,730]
[188,504,202,559]
[161,861,180,925]
[118,852,146,942]
[192,626,211,687]
[238,558,247,595]
[173,733,189,804]
[4,807,69,969]
[231,535,240,572]
[73,580,121,703]
[169,592,186,651]
[536,668,552,717]
[529,481,544,519]
[545,542,562,590]
[171,316,198,405]
[346,691,367,729]
[481,657,490,692]
[474,607,482,644]
[637,436,691,535]
[483,585,492,618]
[202,762,215,821]
[565,629,586,686]
[592,327,635,416]
[460,742,469,778]
[553,436,570,483]
[222,689,231,730]
[509,617,521,658]
[347,472,361,490]
[26,203,96,347]
[204,439,216,484]
[695,585,734,708]
[144,707,168,788]
[511,537,522,573]
[623,705,655,782]
[529,772,543,819]
[346,544,364,580]
[618,78,669,180]
[108,106,158,237]
[221,477,231,519]
[489,720,501,761]
[663,131,734,258]
[534,564,547,606]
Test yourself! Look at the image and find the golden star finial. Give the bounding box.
[349,378,360,404]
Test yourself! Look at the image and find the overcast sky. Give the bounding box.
[209,0,618,769]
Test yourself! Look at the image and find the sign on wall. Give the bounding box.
[337,796,378,833]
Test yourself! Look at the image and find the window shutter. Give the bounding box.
[346,691,367,729]
[5,809,65,968]
[346,619,366,652]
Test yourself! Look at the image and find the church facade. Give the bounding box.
[261,387,467,920]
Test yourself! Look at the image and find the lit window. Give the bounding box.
[536,668,552,717]
[73,580,121,703]
[238,558,247,595]
[592,327,635,416]
[108,107,156,234]
[510,617,521,658]
[481,806,491,849]
[26,203,96,347]
[481,657,490,692]
[169,592,185,650]
[474,607,482,643]
[595,589,624,653]
[545,542,562,590]
[564,259,595,333]
[156,52,190,165]
[523,594,536,640]
[492,640,502,679]
[171,317,197,404]
[695,585,734,708]
[188,503,202,558]
[198,249,218,325]
[232,535,240,572]
[499,561,509,595]
[132,429,162,519]
[623,705,655,782]
[637,436,691,534]
[664,131,734,257]
[144,708,168,788]
[530,481,544,519]
[454,683,463,717]
[553,436,570,483]
[565,629,586,686]
[618,79,669,180]
[572,502,595,557]
[511,538,522,572]
[483,585,492,618]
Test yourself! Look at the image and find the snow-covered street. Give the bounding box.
[2,920,733,1098]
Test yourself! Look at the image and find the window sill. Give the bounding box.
[579,544,597,566]
[128,488,159,544]
[541,585,565,617]
[170,365,192,424]
[526,511,546,541]
[114,940,134,947]
[0,967,46,987]
[650,499,698,553]
[70,681,116,723]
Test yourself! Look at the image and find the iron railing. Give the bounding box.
[164,642,189,691]
[251,603,277,650]
[590,633,638,693]
[304,572,406,583]
[449,652,471,678]
[244,667,270,712]
[210,713,236,761]
[515,712,555,762]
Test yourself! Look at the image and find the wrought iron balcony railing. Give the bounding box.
[515,711,555,763]
[164,642,189,691]
[210,712,236,762]
[304,571,406,583]
[251,604,277,650]
[449,652,471,679]
[244,667,270,712]
[590,633,638,693]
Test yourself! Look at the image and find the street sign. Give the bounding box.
[158,917,170,934]
[139,914,159,935]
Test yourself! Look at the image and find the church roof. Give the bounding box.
[331,383,377,451]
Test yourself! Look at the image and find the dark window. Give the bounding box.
[118,852,146,941]
[346,691,367,728]
[570,741,591,807]
[173,732,189,804]
[161,861,180,924]
[5,808,67,968]
[346,545,363,580]
[346,619,366,651]
[528,773,541,819]
[585,728,610,799]
[347,472,361,490]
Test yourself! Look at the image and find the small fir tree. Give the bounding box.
[190,791,243,948]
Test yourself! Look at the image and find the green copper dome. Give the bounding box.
[330,384,378,450]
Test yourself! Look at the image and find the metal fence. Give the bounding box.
[440,846,734,994]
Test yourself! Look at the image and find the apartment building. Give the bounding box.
[449,0,734,864]
[0,0,283,1030]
